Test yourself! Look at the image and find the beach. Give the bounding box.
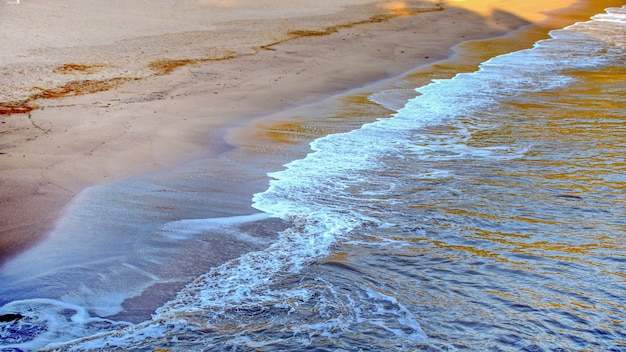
[1,0,625,350]
[1,0,608,262]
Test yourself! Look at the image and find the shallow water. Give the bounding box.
[1,5,625,352]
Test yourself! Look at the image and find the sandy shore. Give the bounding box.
[0,0,619,262]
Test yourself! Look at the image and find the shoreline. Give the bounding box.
[0,0,617,263]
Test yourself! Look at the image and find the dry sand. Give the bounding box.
[0,0,619,261]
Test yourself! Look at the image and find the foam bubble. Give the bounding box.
[159,213,270,239]
[0,299,132,351]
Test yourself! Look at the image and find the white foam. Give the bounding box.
[60,287,131,318]
[577,6,626,49]
[364,287,427,341]
[0,299,132,351]
[593,6,626,24]
[159,213,270,239]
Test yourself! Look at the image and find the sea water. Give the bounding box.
[1,6,625,351]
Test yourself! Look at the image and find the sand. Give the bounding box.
[0,0,619,262]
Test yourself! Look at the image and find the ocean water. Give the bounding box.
[1,5,625,351]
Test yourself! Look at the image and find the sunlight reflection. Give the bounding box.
[377,1,412,17]
[444,0,578,22]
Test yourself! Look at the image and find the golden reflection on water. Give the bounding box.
[429,240,503,260]
[422,225,616,265]
[245,94,392,147]
[402,27,574,91]
[416,61,625,277]
[252,119,321,145]
[402,0,626,94]
[242,1,625,158]
[240,7,625,340]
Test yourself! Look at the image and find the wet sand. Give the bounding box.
[0,0,612,263]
